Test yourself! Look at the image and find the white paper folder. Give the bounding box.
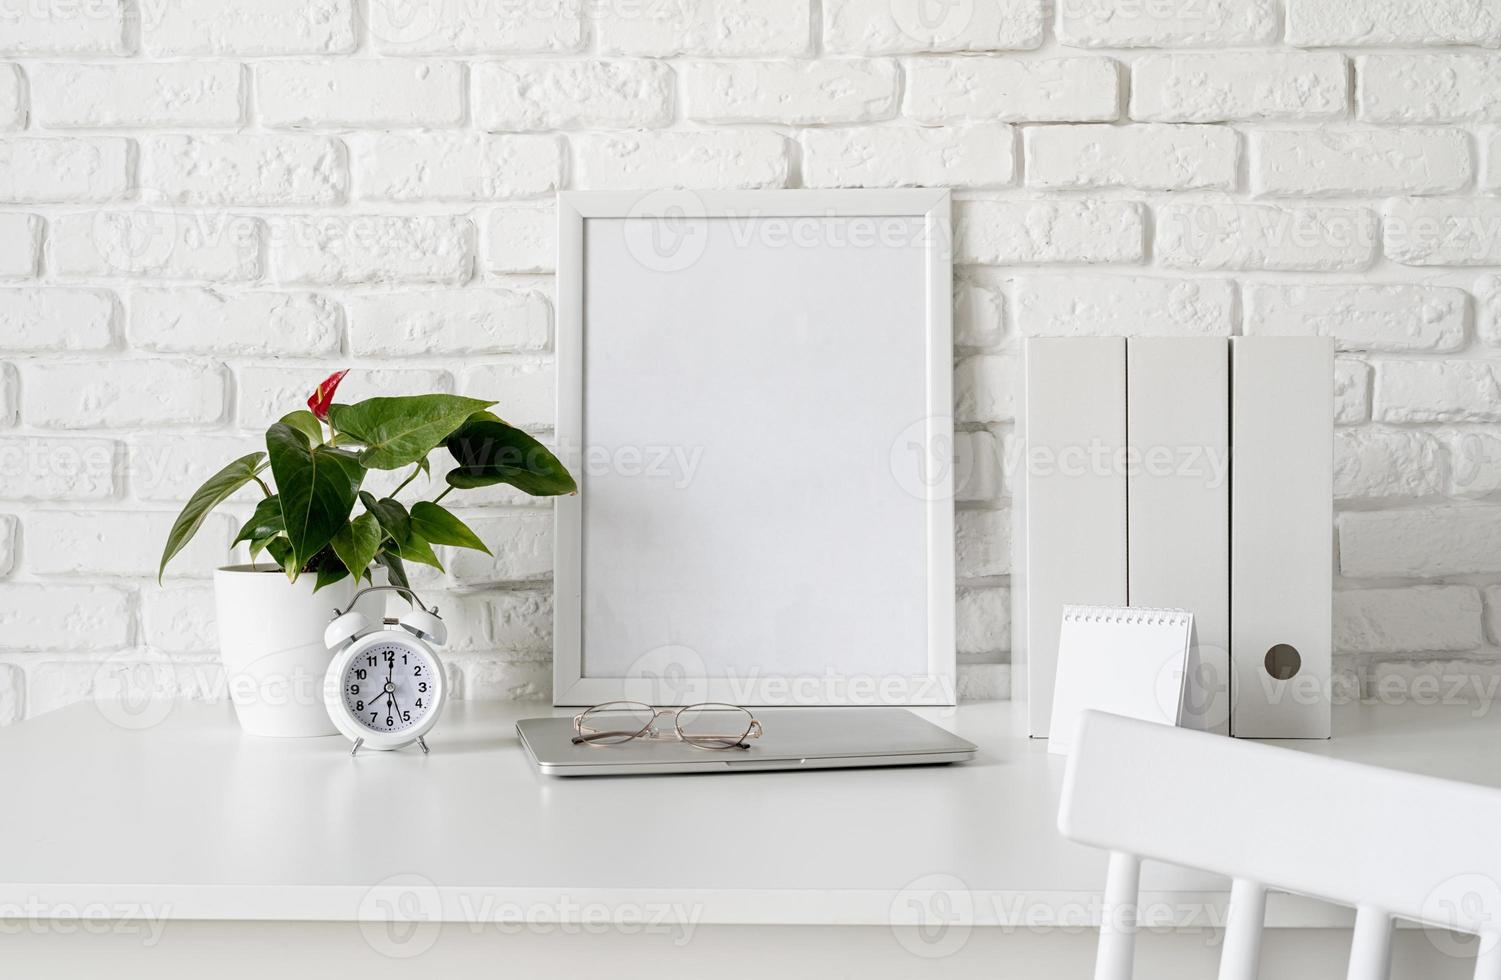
[1229,337,1334,738]
[1014,338,1128,737]
[1126,338,1231,735]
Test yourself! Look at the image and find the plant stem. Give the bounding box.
[432,486,454,504]
[253,476,272,498]
[391,464,422,498]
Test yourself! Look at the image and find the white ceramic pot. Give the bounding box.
[214,565,386,737]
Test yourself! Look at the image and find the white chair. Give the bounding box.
[1058,709,1501,980]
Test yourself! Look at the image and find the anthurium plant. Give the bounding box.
[158,371,577,592]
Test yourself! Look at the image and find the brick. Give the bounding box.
[256,61,464,129]
[956,508,1009,578]
[1479,275,1501,346]
[1359,54,1501,123]
[0,214,40,277]
[0,363,13,426]
[367,0,580,53]
[1289,0,1500,47]
[461,360,554,431]
[955,430,1003,502]
[1059,0,1275,46]
[484,206,554,273]
[142,0,355,54]
[130,288,340,356]
[1251,129,1470,197]
[25,360,224,429]
[1385,199,1501,266]
[1334,428,1444,500]
[142,586,217,653]
[129,433,267,503]
[235,367,451,429]
[958,586,1008,656]
[24,656,224,720]
[1336,358,1371,425]
[1335,587,1483,655]
[0,138,130,204]
[350,134,558,202]
[1025,123,1237,191]
[348,289,549,356]
[825,0,1041,52]
[1244,283,1466,353]
[1340,507,1501,577]
[801,123,1014,189]
[955,354,1015,423]
[904,57,1119,123]
[1490,587,1501,643]
[0,514,12,576]
[595,0,810,56]
[1015,276,1234,337]
[1484,131,1501,192]
[30,63,241,128]
[573,131,789,190]
[0,664,17,723]
[685,60,897,124]
[956,199,1144,265]
[51,211,262,282]
[0,585,131,650]
[954,271,1003,347]
[0,436,117,499]
[1446,429,1501,498]
[958,663,1009,699]
[0,0,129,54]
[1131,53,1347,123]
[473,60,673,131]
[445,513,553,583]
[449,659,549,700]
[1374,360,1501,423]
[31,511,233,578]
[270,215,473,285]
[1157,203,1377,272]
[0,66,23,130]
[485,589,553,657]
[0,289,116,351]
[142,136,345,206]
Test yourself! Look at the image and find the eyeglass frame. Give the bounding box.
[571,701,764,750]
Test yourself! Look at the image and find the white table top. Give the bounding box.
[4,698,1495,927]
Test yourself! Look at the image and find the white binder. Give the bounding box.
[1126,338,1231,735]
[1014,338,1128,737]
[1229,337,1334,738]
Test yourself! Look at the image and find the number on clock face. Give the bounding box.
[341,642,437,734]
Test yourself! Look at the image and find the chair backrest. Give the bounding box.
[1058,710,1501,980]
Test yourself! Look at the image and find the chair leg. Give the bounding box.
[1095,851,1141,980]
[1345,906,1392,980]
[1218,878,1267,980]
[1474,933,1501,980]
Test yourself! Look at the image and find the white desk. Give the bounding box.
[1,699,1491,978]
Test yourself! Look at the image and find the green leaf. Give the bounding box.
[360,492,442,571]
[329,395,495,471]
[265,536,298,579]
[375,550,411,596]
[233,496,284,547]
[267,423,364,572]
[443,418,577,496]
[330,512,382,583]
[313,554,350,592]
[279,410,324,446]
[248,533,279,561]
[410,501,490,555]
[159,452,267,581]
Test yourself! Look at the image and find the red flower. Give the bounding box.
[307,369,348,421]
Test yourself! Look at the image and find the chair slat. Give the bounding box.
[1095,850,1141,980]
[1217,878,1267,980]
[1345,906,1392,980]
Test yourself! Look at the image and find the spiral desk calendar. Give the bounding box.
[1048,605,1195,756]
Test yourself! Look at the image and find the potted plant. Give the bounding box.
[158,371,576,737]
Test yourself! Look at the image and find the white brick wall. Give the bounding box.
[2,0,1499,719]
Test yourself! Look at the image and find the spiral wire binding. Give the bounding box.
[1061,605,1191,627]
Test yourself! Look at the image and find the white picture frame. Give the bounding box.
[553,189,954,706]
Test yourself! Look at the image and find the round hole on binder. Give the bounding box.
[1264,644,1302,681]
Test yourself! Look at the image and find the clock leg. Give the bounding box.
[417,736,429,755]
[350,737,363,757]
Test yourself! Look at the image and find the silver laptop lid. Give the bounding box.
[517,707,977,776]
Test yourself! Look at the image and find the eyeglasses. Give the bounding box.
[571,701,763,751]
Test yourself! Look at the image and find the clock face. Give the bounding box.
[340,641,439,735]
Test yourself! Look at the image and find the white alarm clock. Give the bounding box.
[323,585,448,755]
